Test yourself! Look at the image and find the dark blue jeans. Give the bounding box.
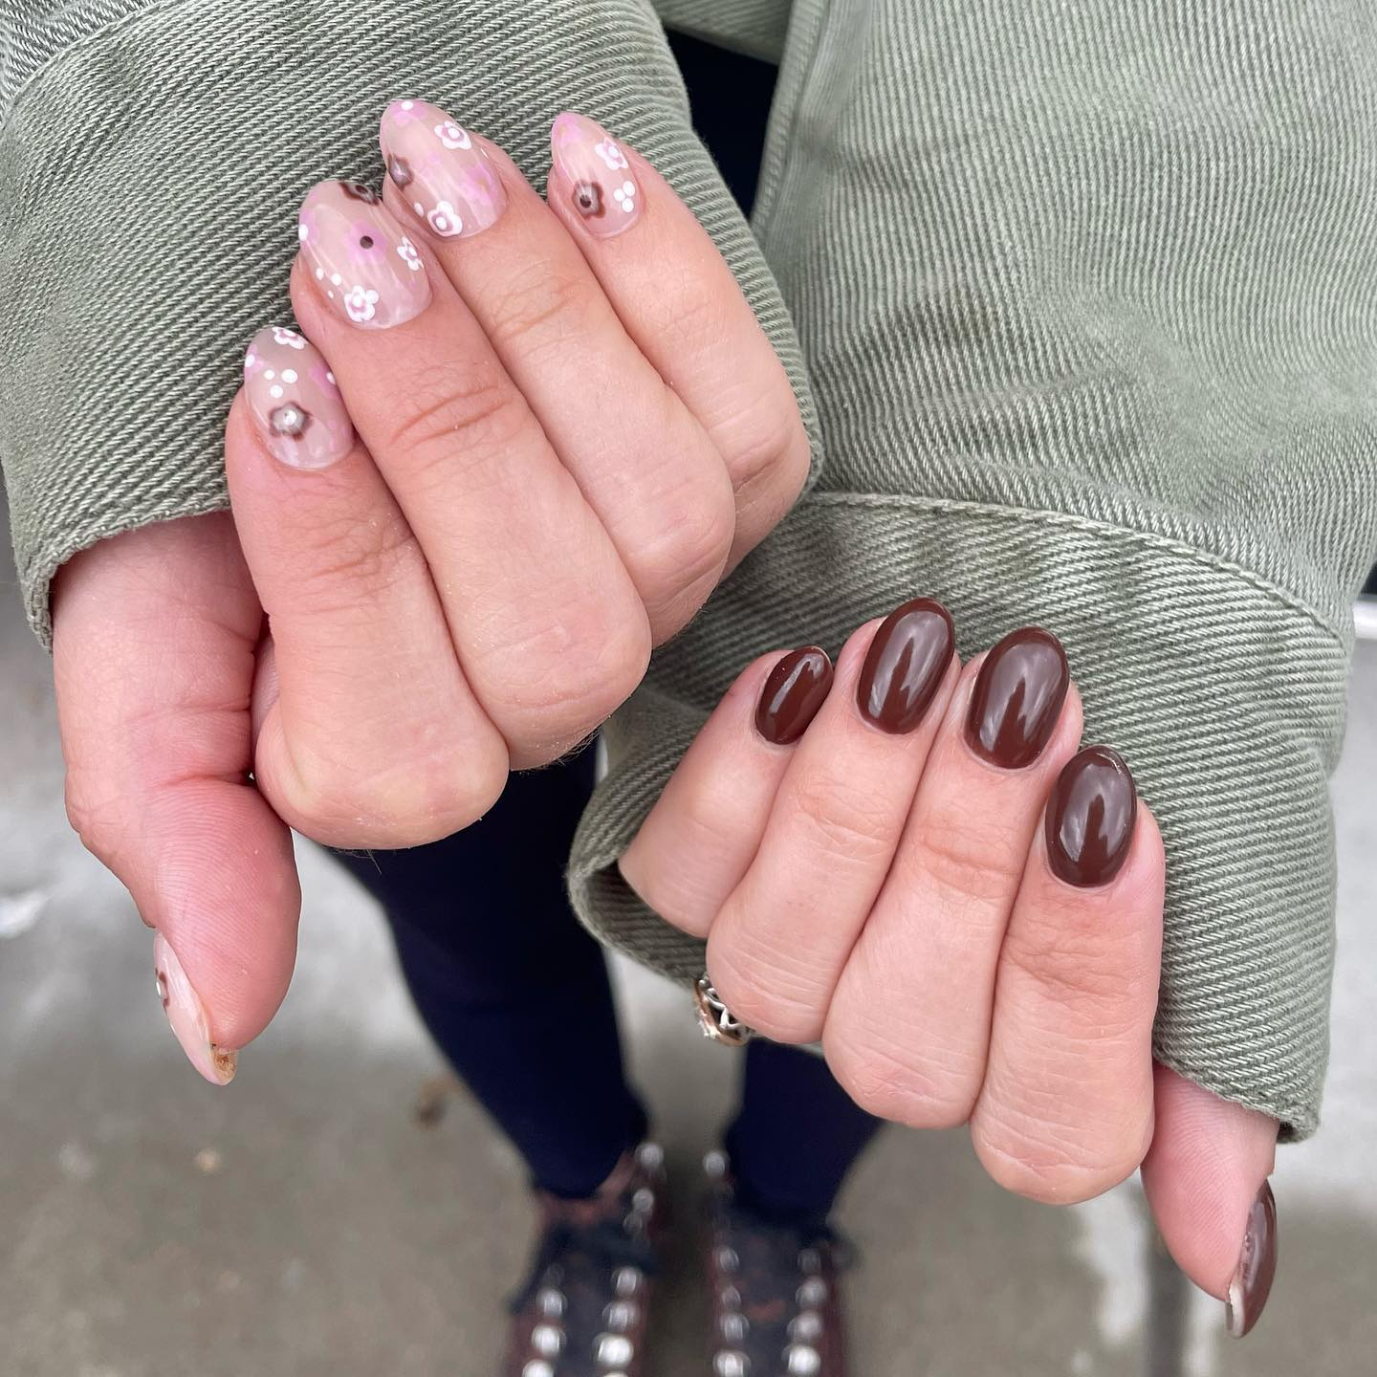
[332,752,878,1220]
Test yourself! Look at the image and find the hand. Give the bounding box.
[53,514,295,1087]
[226,103,808,849]
[51,103,807,1086]
[619,602,1280,1334]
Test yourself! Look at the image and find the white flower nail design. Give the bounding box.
[435,120,472,150]
[397,237,423,271]
[612,180,637,213]
[428,200,464,237]
[272,327,307,350]
[595,138,628,170]
[343,285,380,323]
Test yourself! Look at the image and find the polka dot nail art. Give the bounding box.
[297,180,432,330]
[380,99,507,240]
[243,326,355,469]
[550,111,642,238]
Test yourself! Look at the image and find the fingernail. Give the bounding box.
[756,647,834,745]
[550,111,641,237]
[153,932,237,1086]
[243,326,354,469]
[1045,745,1137,886]
[966,626,1070,768]
[380,99,507,239]
[297,181,432,329]
[856,597,955,733]
[1227,1181,1278,1339]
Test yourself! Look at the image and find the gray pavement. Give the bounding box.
[2,537,1374,1376]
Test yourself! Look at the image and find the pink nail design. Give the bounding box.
[297,180,432,329]
[380,99,507,239]
[243,326,354,469]
[153,932,237,1086]
[550,111,642,238]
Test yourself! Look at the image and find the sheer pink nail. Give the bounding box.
[243,326,354,469]
[381,99,507,239]
[550,112,642,238]
[297,180,432,329]
[153,932,237,1086]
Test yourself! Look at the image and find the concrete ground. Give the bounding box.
[2,535,1374,1377]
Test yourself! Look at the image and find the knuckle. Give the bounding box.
[824,1006,979,1128]
[827,1039,974,1128]
[275,739,504,847]
[999,926,1156,1020]
[289,505,420,608]
[636,470,735,629]
[385,360,530,473]
[728,402,809,505]
[708,927,828,1045]
[909,813,1024,907]
[791,769,898,865]
[972,1106,1149,1205]
[483,258,598,355]
[482,597,651,759]
[64,770,126,867]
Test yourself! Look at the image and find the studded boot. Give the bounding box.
[702,1150,851,1377]
[503,1139,667,1377]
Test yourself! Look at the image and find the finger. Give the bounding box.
[708,599,959,1044]
[544,110,811,563]
[379,101,737,640]
[824,628,1082,1127]
[618,647,835,936]
[971,748,1164,1203]
[226,326,509,848]
[51,514,300,1084]
[1141,1064,1279,1337]
[292,180,648,764]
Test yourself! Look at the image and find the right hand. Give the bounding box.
[51,102,808,1084]
[618,610,1280,1335]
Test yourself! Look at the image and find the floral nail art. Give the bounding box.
[550,111,643,239]
[297,180,432,330]
[244,325,355,469]
[380,98,507,241]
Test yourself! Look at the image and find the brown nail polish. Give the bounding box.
[1045,745,1137,886]
[755,647,834,745]
[856,597,955,734]
[966,626,1070,769]
[1227,1181,1277,1339]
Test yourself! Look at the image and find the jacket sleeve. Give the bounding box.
[568,0,1377,1142]
[0,0,818,645]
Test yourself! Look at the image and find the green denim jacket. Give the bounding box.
[4,0,1376,1138]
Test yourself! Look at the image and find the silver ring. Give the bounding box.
[692,974,753,1047]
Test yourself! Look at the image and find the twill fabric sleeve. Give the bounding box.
[568,0,1377,1142]
[0,0,819,644]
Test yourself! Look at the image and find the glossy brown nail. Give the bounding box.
[856,597,955,734]
[756,647,834,745]
[1045,745,1137,886]
[966,626,1070,769]
[1226,1181,1277,1339]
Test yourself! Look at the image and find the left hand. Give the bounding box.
[619,599,1279,1335]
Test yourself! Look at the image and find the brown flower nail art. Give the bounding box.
[243,326,354,469]
[297,180,432,329]
[380,99,507,240]
[550,111,642,238]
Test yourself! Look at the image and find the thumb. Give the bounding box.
[52,512,300,1084]
[1140,1061,1280,1338]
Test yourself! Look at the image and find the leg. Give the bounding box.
[725,1039,882,1224]
[332,750,646,1199]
